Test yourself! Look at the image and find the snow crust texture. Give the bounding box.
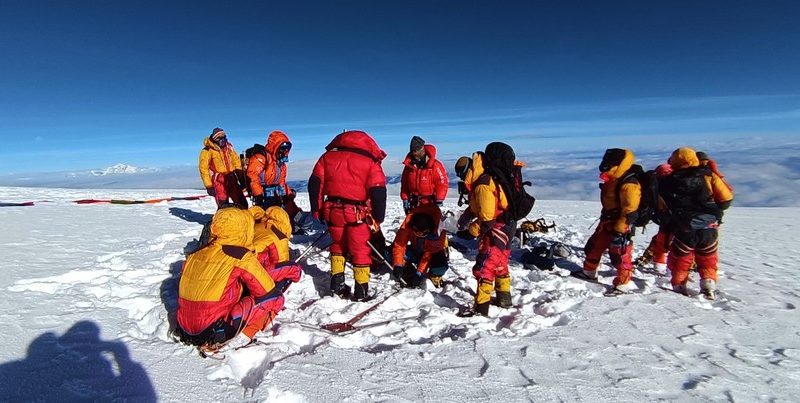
[0,187,798,402]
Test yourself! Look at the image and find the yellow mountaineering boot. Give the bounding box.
[495,275,512,308]
[474,279,494,316]
[330,254,350,298]
[352,265,371,302]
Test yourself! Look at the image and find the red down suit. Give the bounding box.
[308,130,387,268]
[400,144,449,205]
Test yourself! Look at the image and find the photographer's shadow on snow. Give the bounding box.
[169,207,212,224]
[0,320,156,402]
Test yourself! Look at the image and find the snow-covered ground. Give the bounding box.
[0,186,798,402]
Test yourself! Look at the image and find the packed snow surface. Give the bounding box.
[0,187,797,402]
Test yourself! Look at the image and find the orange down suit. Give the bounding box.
[583,149,641,288]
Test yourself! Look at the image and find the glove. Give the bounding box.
[219,332,251,353]
[457,210,474,231]
[205,187,216,197]
[392,266,406,284]
[402,199,411,214]
[456,229,476,240]
[609,232,628,255]
[403,269,423,288]
[253,194,264,207]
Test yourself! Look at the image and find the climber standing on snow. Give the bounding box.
[454,142,520,316]
[246,130,302,221]
[660,147,733,299]
[198,128,248,208]
[581,148,642,295]
[308,130,388,301]
[400,136,449,215]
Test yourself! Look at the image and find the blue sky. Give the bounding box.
[1,0,798,174]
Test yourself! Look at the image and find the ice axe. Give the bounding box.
[320,287,403,333]
[367,240,407,286]
[293,230,330,264]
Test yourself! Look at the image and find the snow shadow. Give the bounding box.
[0,320,156,402]
[168,207,212,224]
[160,260,184,334]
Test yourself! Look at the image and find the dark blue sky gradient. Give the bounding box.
[1,0,798,172]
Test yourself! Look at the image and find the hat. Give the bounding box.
[454,156,471,180]
[211,128,226,140]
[410,136,425,152]
[696,151,709,161]
[599,148,626,172]
[409,212,435,234]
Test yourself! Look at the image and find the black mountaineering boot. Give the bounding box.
[330,273,351,299]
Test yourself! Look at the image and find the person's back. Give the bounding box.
[177,208,274,335]
[308,130,387,301]
[661,147,733,298]
[250,206,292,267]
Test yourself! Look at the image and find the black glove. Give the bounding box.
[393,266,406,284]
[609,232,628,255]
[253,194,265,207]
[456,229,476,240]
[402,199,411,214]
[205,187,216,197]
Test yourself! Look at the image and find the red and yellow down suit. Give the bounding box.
[250,206,292,268]
[400,144,449,207]
[392,203,449,283]
[176,208,300,345]
[198,136,247,208]
[459,152,515,314]
[308,130,387,298]
[583,149,641,289]
[663,147,733,290]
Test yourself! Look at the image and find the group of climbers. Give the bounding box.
[189,126,735,352]
[581,147,733,299]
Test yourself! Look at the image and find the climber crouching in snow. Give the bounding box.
[660,147,733,299]
[392,203,450,288]
[454,143,521,316]
[174,208,301,355]
[308,130,387,301]
[249,205,292,268]
[581,148,642,295]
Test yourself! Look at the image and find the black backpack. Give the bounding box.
[617,165,659,228]
[659,166,721,222]
[245,143,266,160]
[483,142,535,222]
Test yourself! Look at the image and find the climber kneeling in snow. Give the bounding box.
[174,208,300,355]
[250,205,292,268]
[392,203,450,288]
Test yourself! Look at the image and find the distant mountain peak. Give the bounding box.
[90,163,151,176]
